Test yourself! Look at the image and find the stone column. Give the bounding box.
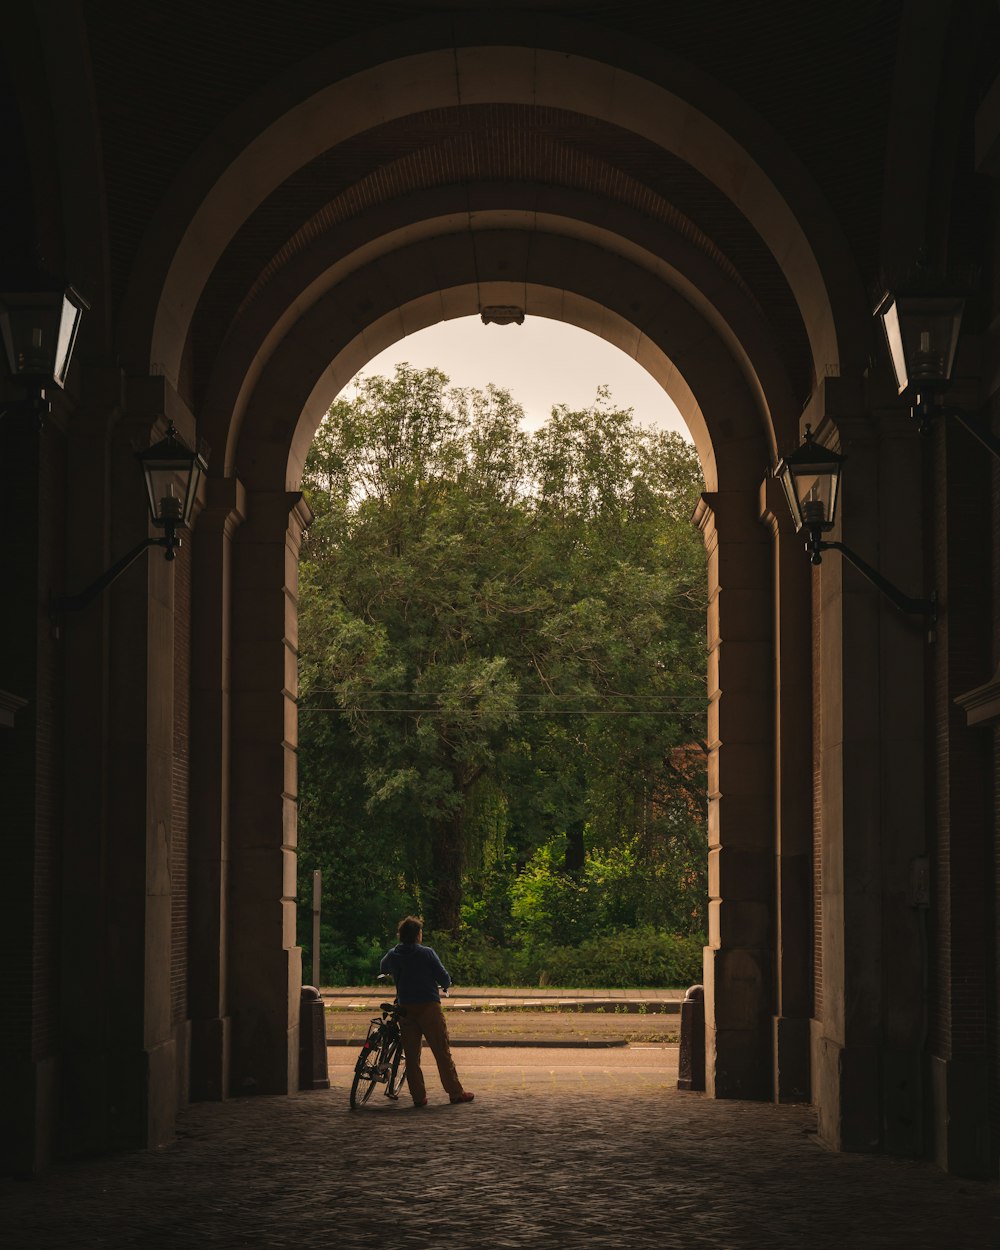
[695,489,775,1101]
[759,477,813,1103]
[0,404,65,1175]
[811,411,929,1155]
[56,369,121,1159]
[927,397,993,1177]
[90,399,183,1153]
[188,476,246,1100]
[228,489,311,1095]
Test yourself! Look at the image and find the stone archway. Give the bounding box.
[7,0,994,1182]
[120,34,866,391]
[184,228,804,1105]
[86,15,849,1137]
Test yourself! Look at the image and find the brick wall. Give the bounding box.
[171,536,192,1026]
[930,418,992,1062]
[990,248,1000,1155]
[812,566,822,1021]
[32,424,66,1059]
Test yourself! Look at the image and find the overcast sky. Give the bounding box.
[338,315,689,439]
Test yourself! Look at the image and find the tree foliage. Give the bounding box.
[297,363,707,964]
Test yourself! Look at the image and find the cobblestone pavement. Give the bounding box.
[3,1047,1000,1250]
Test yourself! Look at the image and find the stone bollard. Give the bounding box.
[677,983,705,1091]
[299,986,331,1090]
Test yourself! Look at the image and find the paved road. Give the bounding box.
[3,1047,999,1249]
[323,986,686,1011]
[326,1007,679,1045]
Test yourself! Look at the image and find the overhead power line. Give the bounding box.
[302,689,707,701]
[299,707,703,716]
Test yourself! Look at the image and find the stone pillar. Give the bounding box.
[760,477,813,1103]
[0,404,65,1176]
[78,400,184,1153]
[188,476,246,1100]
[927,396,992,1178]
[228,489,311,1095]
[695,489,774,1101]
[811,411,929,1155]
[57,370,121,1159]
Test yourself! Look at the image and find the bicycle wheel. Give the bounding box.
[350,1033,382,1109]
[386,1035,407,1099]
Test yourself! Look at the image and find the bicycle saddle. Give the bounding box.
[379,1002,398,1012]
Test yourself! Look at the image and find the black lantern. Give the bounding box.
[52,421,210,616]
[773,425,844,550]
[774,427,935,634]
[874,285,1000,458]
[135,422,207,558]
[875,291,964,396]
[0,284,90,388]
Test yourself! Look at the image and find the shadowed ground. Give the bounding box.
[3,1047,999,1249]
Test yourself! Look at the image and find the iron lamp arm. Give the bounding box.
[51,528,180,616]
[806,530,936,629]
[914,393,1000,459]
[948,408,1000,460]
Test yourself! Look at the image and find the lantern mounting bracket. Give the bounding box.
[0,384,51,427]
[805,529,937,636]
[913,390,1000,459]
[50,529,181,617]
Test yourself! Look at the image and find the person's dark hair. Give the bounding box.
[397,915,423,943]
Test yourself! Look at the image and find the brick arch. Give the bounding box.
[233,230,770,495]
[119,32,867,408]
[202,197,799,484]
[206,221,785,1103]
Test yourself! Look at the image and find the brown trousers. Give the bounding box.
[399,1001,464,1103]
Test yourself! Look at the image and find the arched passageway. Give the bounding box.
[5,2,998,1182]
[140,32,827,1126]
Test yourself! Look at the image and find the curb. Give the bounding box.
[327,1038,629,1049]
[325,1001,681,1015]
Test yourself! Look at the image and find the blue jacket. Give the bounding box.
[379,942,451,1004]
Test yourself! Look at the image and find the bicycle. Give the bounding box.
[350,983,408,1109]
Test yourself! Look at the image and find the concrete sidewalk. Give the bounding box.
[321,985,687,1013]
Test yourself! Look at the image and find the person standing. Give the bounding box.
[380,916,475,1108]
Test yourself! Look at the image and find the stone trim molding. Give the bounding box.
[0,689,28,728]
[955,666,1000,728]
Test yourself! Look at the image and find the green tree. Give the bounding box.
[298,365,707,946]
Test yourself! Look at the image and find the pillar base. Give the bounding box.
[772,1014,810,1102]
[811,1025,880,1153]
[1,1054,58,1177]
[704,945,771,1100]
[191,1015,231,1101]
[229,947,301,1096]
[930,1054,992,1178]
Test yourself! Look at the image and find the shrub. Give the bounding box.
[425,926,703,989]
[530,926,703,988]
[430,931,530,986]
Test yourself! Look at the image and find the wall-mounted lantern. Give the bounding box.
[775,426,936,637]
[773,424,844,556]
[52,422,208,616]
[136,421,207,560]
[0,282,90,422]
[876,288,1000,457]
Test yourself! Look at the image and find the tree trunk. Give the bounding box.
[565,819,585,873]
[429,805,466,938]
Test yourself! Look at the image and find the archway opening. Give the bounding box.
[292,316,710,1022]
[167,29,825,1107]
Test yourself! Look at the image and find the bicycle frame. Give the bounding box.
[350,1000,407,1108]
